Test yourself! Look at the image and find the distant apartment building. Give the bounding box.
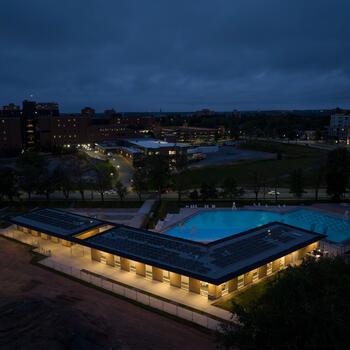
[81,106,96,117]
[39,115,143,149]
[36,102,59,116]
[0,109,23,155]
[195,108,215,117]
[108,111,156,130]
[329,113,350,144]
[153,123,225,142]
[0,101,147,154]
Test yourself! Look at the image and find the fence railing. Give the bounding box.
[1,227,225,330]
[42,259,221,330]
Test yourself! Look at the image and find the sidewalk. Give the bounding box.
[2,228,231,322]
[128,199,155,228]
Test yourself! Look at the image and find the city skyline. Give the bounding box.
[1,1,350,112]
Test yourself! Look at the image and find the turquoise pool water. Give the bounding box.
[164,209,350,243]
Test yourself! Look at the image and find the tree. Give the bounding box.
[0,167,18,201]
[70,154,91,200]
[140,156,170,200]
[221,178,244,200]
[16,152,48,199]
[55,165,74,200]
[175,153,188,172]
[218,257,350,350]
[251,169,264,201]
[207,183,218,199]
[131,169,148,201]
[94,162,117,201]
[171,172,190,202]
[314,163,326,201]
[200,182,210,201]
[326,148,350,201]
[289,168,305,198]
[115,180,128,201]
[36,169,57,200]
[189,189,199,201]
[272,176,280,202]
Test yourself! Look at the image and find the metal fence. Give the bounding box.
[43,259,221,331]
[1,227,223,330]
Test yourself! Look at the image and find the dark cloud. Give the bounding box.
[0,0,349,112]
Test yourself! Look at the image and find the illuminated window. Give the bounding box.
[181,276,189,291]
[267,262,272,275]
[237,275,244,289]
[163,270,170,284]
[252,269,259,282]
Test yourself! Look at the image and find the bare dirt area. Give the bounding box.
[0,237,216,350]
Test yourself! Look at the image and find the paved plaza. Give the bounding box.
[2,228,231,321]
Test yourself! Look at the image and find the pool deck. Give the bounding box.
[156,205,299,234]
[154,204,350,248]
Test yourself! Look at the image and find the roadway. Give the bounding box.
[84,150,135,187]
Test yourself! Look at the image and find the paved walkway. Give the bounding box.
[2,228,231,321]
[128,200,155,228]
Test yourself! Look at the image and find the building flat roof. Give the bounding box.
[8,208,104,238]
[127,139,187,149]
[83,222,325,284]
[7,208,325,284]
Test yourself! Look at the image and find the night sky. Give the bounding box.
[1,1,349,112]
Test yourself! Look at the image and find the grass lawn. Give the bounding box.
[185,156,325,187]
[213,274,278,311]
[238,140,327,158]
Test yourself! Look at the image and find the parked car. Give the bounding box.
[268,190,280,196]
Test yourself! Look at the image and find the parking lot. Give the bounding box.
[189,146,274,167]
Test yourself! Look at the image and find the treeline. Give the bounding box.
[160,111,330,140]
[133,148,350,202]
[0,152,119,201]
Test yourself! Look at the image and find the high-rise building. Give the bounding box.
[22,100,38,148]
[0,106,23,155]
[36,102,59,116]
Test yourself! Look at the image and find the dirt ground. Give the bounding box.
[0,237,216,350]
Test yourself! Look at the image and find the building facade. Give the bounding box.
[329,114,350,144]
[153,123,225,142]
[0,101,149,153]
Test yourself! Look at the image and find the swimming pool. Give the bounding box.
[164,209,350,243]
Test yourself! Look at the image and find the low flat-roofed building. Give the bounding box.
[6,208,325,300]
[82,222,324,286]
[8,208,107,244]
[125,138,188,157]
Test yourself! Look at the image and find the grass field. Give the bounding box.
[185,157,324,187]
[238,140,326,158]
[185,141,327,187]
[213,273,279,311]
